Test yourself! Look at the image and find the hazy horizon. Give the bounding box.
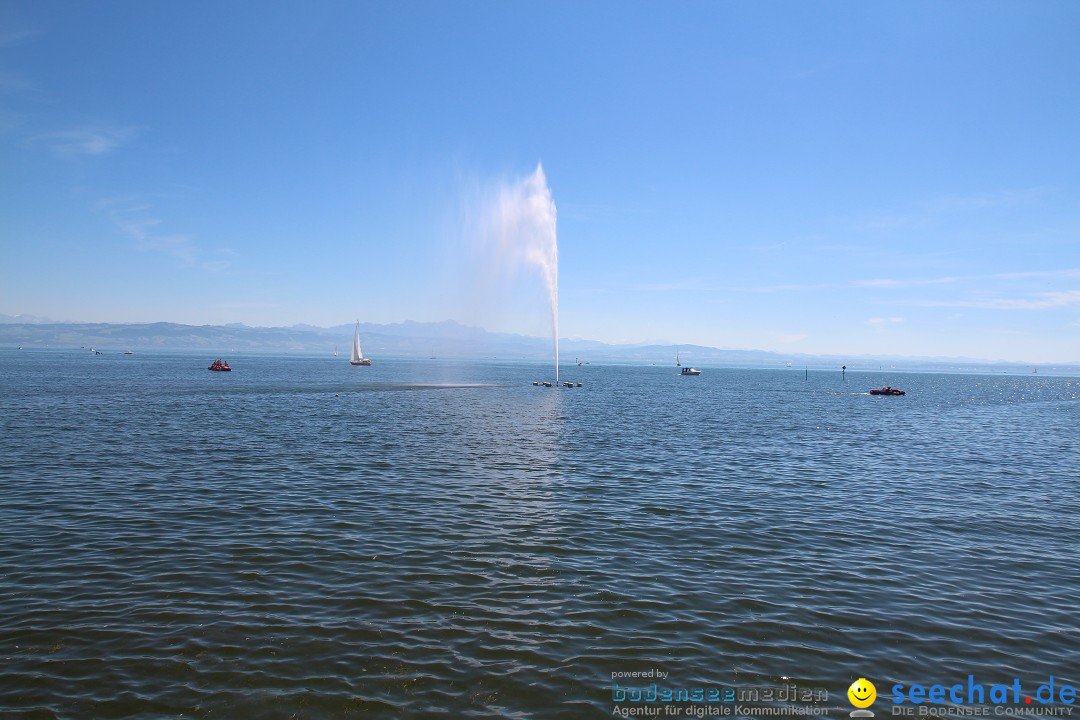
[2,3,1078,363]
[3,314,1078,366]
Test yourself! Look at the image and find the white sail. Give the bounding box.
[350,321,362,363]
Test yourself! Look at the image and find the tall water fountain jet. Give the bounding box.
[484,163,559,383]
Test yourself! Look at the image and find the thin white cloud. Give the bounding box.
[854,276,961,289]
[145,235,198,266]
[0,28,40,48]
[37,126,137,156]
[852,187,1051,232]
[866,317,905,331]
[635,279,706,292]
[989,268,1080,281]
[910,291,1080,310]
[927,188,1051,213]
[116,215,197,266]
[102,199,233,272]
[747,268,1080,294]
[743,281,836,293]
[201,259,233,273]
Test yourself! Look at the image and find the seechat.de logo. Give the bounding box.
[848,678,877,718]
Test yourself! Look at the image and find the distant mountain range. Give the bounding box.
[0,316,1075,371]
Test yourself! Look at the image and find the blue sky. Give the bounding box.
[2,1,1078,362]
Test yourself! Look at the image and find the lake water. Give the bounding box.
[1,351,1078,718]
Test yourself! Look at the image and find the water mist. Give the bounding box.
[483,163,559,382]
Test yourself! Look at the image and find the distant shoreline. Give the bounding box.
[1,318,1076,368]
[3,344,1079,378]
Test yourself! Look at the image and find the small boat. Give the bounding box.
[676,351,681,367]
[681,367,701,376]
[349,320,372,366]
[208,358,231,371]
[124,351,134,355]
[869,386,904,395]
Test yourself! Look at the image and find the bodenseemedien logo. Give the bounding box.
[848,678,877,717]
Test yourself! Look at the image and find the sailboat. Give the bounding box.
[677,349,700,375]
[349,321,372,366]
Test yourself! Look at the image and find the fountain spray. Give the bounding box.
[486,163,559,383]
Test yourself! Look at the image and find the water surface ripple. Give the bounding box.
[1,353,1078,718]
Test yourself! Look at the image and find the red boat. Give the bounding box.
[208,358,231,371]
[869,386,904,395]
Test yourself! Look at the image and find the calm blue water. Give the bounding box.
[1,350,1078,718]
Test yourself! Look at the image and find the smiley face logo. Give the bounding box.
[848,678,876,708]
